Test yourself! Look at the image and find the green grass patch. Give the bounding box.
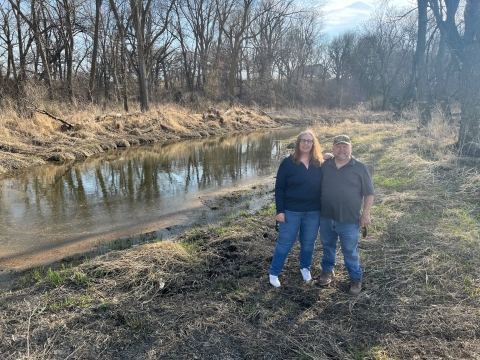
[258,203,276,215]
[438,207,480,244]
[348,345,390,360]
[372,156,416,190]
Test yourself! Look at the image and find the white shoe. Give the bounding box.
[300,268,312,282]
[269,275,281,287]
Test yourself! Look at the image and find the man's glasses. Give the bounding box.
[300,139,313,144]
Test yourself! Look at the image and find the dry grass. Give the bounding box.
[79,240,196,302]
[1,111,480,359]
[0,103,286,173]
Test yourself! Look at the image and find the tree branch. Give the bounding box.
[23,99,75,129]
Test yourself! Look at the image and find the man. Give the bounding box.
[319,135,374,295]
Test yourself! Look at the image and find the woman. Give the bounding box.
[269,130,323,287]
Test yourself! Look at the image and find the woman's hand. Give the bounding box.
[323,153,333,160]
[275,213,285,223]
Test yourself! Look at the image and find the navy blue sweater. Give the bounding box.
[275,156,322,214]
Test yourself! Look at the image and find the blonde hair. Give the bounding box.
[291,130,323,167]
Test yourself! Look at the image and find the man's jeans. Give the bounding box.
[320,216,362,281]
[269,210,320,276]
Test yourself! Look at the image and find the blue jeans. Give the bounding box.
[269,210,320,276]
[320,217,362,281]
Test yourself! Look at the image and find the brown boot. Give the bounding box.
[319,270,334,286]
[349,280,362,295]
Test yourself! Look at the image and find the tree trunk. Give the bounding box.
[137,51,149,112]
[434,26,450,117]
[228,45,238,105]
[131,0,149,112]
[457,0,480,156]
[415,0,431,127]
[32,0,53,99]
[121,43,129,112]
[226,28,242,105]
[88,0,102,102]
[63,0,75,104]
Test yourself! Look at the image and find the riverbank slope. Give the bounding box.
[0,104,367,174]
[1,115,479,359]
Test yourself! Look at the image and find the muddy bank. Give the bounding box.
[0,174,277,292]
[0,107,310,175]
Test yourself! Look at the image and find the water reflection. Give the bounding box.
[0,128,301,267]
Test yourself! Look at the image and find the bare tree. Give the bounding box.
[312,38,331,87]
[352,34,379,109]
[433,23,451,116]
[250,0,298,106]
[173,2,196,92]
[328,31,356,107]
[429,0,480,156]
[216,0,281,105]
[109,0,175,112]
[7,0,54,99]
[0,7,17,80]
[414,0,432,126]
[328,31,356,83]
[0,3,33,113]
[182,0,218,91]
[88,0,103,102]
[359,7,415,111]
[277,11,321,82]
[52,0,79,104]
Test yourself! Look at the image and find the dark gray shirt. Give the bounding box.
[321,157,374,224]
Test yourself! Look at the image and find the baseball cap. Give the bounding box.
[333,135,351,145]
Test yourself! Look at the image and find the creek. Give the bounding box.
[0,128,302,270]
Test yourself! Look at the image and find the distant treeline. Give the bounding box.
[0,0,478,136]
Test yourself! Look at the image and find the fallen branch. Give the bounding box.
[23,99,75,129]
[259,109,273,120]
[251,100,273,120]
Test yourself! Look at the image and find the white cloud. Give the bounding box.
[323,0,415,37]
[323,1,373,37]
[324,0,372,12]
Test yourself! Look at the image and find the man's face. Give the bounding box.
[332,142,352,161]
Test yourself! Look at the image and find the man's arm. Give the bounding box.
[360,194,374,227]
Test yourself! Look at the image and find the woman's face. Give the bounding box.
[299,134,314,154]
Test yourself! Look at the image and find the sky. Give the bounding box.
[322,0,416,37]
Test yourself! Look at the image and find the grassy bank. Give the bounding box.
[1,114,480,359]
[0,103,347,174]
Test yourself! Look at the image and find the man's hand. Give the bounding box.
[360,213,371,227]
[360,195,374,227]
[323,153,333,160]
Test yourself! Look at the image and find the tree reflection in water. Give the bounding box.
[0,128,301,266]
